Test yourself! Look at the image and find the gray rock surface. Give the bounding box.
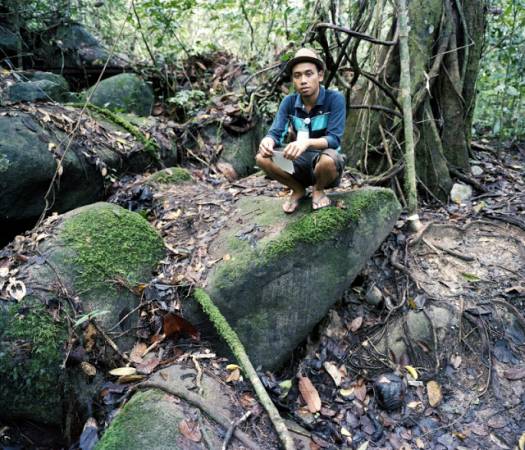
[450,182,473,204]
[0,25,21,52]
[185,188,401,369]
[0,106,176,232]
[87,73,154,116]
[7,79,68,102]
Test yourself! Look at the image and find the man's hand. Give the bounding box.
[283,140,308,160]
[258,137,275,158]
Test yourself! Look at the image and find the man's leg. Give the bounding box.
[255,154,306,212]
[312,154,338,209]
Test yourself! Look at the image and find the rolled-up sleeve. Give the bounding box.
[325,92,346,149]
[265,96,291,147]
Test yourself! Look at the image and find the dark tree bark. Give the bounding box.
[337,0,485,200]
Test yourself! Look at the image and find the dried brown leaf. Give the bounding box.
[503,366,525,380]
[298,376,321,413]
[129,342,148,364]
[350,316,363,333]
[179,419,202,442]
[225,368,241,383]
[426,380,442,407]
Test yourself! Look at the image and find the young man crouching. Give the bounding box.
[256,48,346,213]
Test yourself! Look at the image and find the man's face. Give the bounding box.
[292,62,323,98]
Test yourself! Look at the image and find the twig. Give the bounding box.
[349,104,403,118]
[222,410,252,450]
[136,382,260,450]
[192,354,204,395]
[92,321,129,362]
[422,237,475,262]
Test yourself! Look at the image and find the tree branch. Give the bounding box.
[316,22,398,46]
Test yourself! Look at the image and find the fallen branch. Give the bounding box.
[136,382,259,450]
[194,288,295,450]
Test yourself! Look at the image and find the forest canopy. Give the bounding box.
[2,0,523,139]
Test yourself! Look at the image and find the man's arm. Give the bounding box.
[259,96,292,154]
[324,91,346,150]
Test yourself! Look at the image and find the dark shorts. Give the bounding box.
[292,149,346,188]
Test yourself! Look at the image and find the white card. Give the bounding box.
[297,129,309,143]
[272,151,294,174]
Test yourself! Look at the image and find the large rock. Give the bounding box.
[0,202,165,425]
[0,105,177,239]
[7,79,68,103]
[194,122,261,179]
[0,24,21,53]
[32,23,124,72]
[87,73,154,116]
[186,187,401,369]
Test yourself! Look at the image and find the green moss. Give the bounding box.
[96,389,181,450]
[211,188,396,289]
[146,167,191,185]
[194,288,247,367]
[0,302,67,422]
[0,153,9,172]
[263,188,393,259]
[61,204,165,291]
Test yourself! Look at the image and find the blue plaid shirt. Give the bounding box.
[265,86,346,151]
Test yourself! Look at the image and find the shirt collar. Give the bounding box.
[294,85,326,110]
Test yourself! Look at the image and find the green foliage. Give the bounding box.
[474,0,525,138]
[167,89,207,117]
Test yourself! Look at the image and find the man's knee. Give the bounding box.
[314,154,337,175]
[256,154,275,174]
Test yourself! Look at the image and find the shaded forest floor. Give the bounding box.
[1,116,524,449]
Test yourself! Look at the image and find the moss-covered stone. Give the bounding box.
[7,79,69,103]
[0,300,67,423]
[95,390,183,450]
[211,188,397,291]
[87,73,154,116]
[0,202,166,427]
[184,187,401,369]
[60,203,164,291]
[146,167,191,185]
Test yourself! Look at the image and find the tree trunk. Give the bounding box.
[340,0,485,201]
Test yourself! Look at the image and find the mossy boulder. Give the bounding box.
[195,122,261,179]
[0,202,164,426]
[145,167,191,185]
[87,74,154,116]
[185,187,401,369]
[31,23,120,71]
[96,365,232,450]
[0,24,20,53]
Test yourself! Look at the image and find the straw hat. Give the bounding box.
[286,48,325,74]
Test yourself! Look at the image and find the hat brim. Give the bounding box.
[286,55,325,74]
